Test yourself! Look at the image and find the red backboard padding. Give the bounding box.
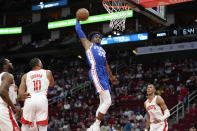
[139,0,193,8]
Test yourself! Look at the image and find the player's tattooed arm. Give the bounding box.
[144,102,150,130]
[106,61,117,84]
[157,96,168,111]
[156,96,170,122]
[0,73,17,111]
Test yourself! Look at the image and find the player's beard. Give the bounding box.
[95,42,100,45]
[95,38,101,45]
[96,41,101,45]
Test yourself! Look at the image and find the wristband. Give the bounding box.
[160,109,170,121]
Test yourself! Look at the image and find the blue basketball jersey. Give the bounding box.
[86,43,106,68]
[86,43,110,93]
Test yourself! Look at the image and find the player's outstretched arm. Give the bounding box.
[75,20,92,51]
[156,96,170,121]
[144,102,150,131]
[46,70,54,87]
[106,61,116,83]
[0,73,17,111]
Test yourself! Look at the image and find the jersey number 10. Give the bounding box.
[33,80,41,91]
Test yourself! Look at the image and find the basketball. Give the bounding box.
[76,8,89,21]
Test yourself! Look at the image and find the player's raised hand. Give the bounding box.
[153,118,161,124]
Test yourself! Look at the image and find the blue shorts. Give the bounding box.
[89,67,110,93]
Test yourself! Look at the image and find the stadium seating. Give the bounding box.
[170,105,197,131]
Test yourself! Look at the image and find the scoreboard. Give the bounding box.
[150,27,197,38]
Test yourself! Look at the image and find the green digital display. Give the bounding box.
[48,10,133,29]
[0,27,22,35]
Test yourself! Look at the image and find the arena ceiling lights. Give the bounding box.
[48,10,133,29]
[0,27,22,35]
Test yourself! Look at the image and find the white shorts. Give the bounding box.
[21,94,48,126]
[150,121,168,131]
[0,104,20,131]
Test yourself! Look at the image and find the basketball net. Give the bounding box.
[103,0,130,31]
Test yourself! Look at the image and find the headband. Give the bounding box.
[91,33,100,40]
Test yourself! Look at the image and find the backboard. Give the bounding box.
[120,0,194,24]
[120,0,166,24]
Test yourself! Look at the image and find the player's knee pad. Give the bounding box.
[99,98,111,114]
[98,90,111,114]
[105,97,112,107]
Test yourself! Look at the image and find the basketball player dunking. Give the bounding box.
[19,58,54,131]
[0,58,21,131]
[75,20,117,130]
[144,84,170,131]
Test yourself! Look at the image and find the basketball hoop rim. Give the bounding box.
[102,0,131,9]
